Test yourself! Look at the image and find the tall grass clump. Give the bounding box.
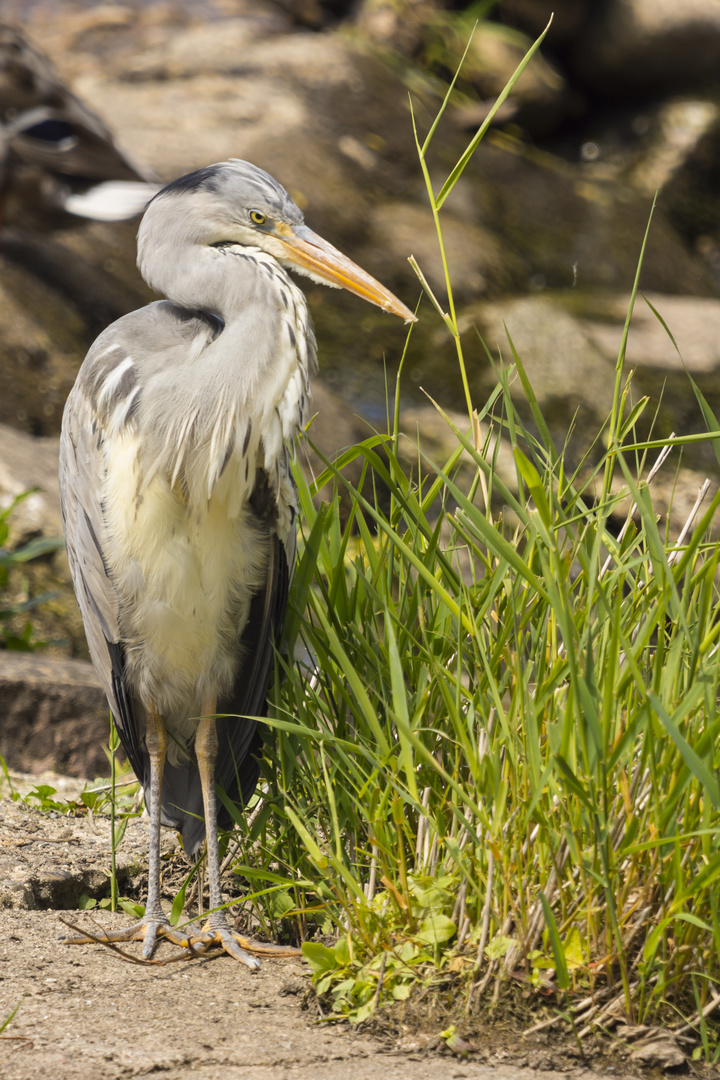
[221,22,720,1057]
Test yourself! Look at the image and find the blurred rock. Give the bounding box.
[452,290,720,476]
[0,651,109,778]
[583,293,720,459]
[74,31,421,247]
[445,21,578,137]
[122,13,287,80]
[455,139,718,297]
[368,202,503,300]
[0,222,150,437]
[569,0,720,97]
[0,423,61,542]
[629,99,720,198]
[496,0,592,43]
[585,292,720,374]
[356,0,442,55]
[661,107,720,250]
[467,294,616,423]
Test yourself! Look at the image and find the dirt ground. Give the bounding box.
[0,783,699,1080]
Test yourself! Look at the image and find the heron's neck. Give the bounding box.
[139,235,258,320]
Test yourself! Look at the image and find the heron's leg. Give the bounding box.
[194,706,301,967]
[62,708,201,958]
[137,708,193,956]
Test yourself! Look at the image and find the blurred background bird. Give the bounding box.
[0,22,158,228]
[59,158,415,965]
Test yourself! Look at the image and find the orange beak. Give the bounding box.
[275,223,417,324]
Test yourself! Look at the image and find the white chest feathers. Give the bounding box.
[102,431,271,759]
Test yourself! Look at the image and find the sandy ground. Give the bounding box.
[0,788,678,1080]
[0,907,622,1080]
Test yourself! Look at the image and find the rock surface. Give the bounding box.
[0,792,155,912]
[0,652,109,778]
[0,423,62,541]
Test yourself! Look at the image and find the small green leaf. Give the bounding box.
[563,926,585,971]
[112,817,128,849]
[485,935,513,960]
[333,936,351,965]
[0,998,22,1035]
[644,911,713,963]
[398,940,420,962]
[416,914,456,945]
[118,898,144,918]
[353,999,376,1024]
[302,941,339,974]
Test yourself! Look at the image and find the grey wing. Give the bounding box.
[58,378,145,780]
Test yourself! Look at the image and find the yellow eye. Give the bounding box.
[250,210,266,225]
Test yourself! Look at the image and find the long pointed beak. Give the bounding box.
[275,223,417,324]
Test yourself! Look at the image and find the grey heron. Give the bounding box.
[59,158,415,966]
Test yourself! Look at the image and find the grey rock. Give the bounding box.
[629,99,720,198]
[570,0,720,95]
[618,1025,686,1069]
[0,876,38,910]
[468,294,617,421]
[122,12,287,81]
[0,422,62,542]
[0,651,110,778]
[585,292,720,374]
[368,203,503,301]
[496,0,592,43]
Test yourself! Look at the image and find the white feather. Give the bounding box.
[64,181,160,222]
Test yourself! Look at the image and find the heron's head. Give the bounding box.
[138,159,416,323]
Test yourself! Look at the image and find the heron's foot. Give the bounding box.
[60,914,204,960]
[195,920,303,969]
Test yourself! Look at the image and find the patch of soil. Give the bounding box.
[0,785,707,1079]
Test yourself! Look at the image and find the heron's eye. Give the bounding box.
[249,210,266,226]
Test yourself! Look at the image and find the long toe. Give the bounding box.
[195,921,303,967]
[60,916,203,960]
[230,932,303,959]
[213,926,262,969]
